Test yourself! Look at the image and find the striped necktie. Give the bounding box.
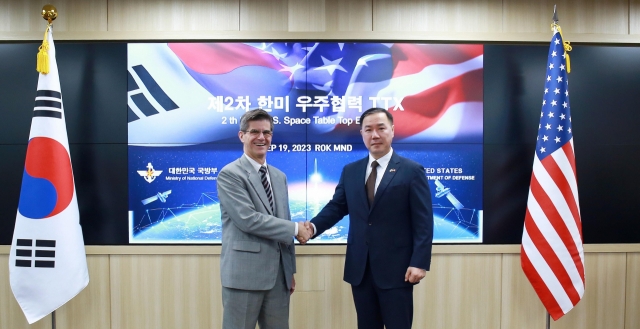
[259,166,275,213]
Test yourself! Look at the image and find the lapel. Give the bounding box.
[371,151,401,213]
[355,157,370,210]
[269,167,287,218]
[239,156,273,215]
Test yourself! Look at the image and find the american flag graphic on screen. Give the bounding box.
[521,28,585,321]
[127,42,483,145]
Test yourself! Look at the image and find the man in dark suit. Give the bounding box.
[308,107,433,329]
[217,109,312,329]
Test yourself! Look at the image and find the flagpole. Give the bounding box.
[546,9,555,327]
[546,13,555,329]
[44,8,60,329]
[546,6,557,329]
[45,5,59,328]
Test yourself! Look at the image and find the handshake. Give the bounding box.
[295,221,314,244]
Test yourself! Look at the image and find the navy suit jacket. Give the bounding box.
[312,151,433,289]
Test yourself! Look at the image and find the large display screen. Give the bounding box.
[127,42,484,243]
[3,42,640,246]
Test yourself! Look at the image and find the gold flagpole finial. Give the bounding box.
[41,4,57,24]
[37,5,57,74]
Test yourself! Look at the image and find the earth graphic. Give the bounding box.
[133,182,479,243]
[133,203,478,243]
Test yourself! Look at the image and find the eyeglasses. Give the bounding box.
[243,129,273,137]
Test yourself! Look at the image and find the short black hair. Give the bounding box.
[359,107,394,127]
[239,109,274,132]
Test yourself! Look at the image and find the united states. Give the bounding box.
[521,28,585,321]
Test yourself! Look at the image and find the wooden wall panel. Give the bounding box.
[62,0,108,31]
[1,248,640,328]
[108,0,239,32]
[372,0,503,32]
[292,254,326,292]
[501,254,547,329]
[241,0,373,32]
[1,0,639,41]
[415,254,502,329]
[626,253,640,329]
[325,0,372,32]
[552,253,627,329]
[503,0,628,34]
[110,254,222,329]
[287,0,326,31]
[0,254,52,329]
[631,0,640,34]
[240,0,288,31]
[0,0,107,32]
[290,255,357,329]
[55,255,110,329]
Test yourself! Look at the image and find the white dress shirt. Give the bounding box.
[310,148,394,237]
[365,147,393,196]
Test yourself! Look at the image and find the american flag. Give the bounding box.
[521,28,585,320]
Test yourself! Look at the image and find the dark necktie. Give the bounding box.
[366,161,379,208]
[259,166,275,213]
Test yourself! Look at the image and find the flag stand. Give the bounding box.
[546,312,550,329]
[52,310,56,329]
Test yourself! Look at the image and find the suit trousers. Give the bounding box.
[351,257,414,329]
[222,259,290,329]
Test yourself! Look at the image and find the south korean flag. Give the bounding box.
[9,26,89,324]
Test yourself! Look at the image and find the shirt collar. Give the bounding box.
[368,147,393,168]
[244,153,267,173]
